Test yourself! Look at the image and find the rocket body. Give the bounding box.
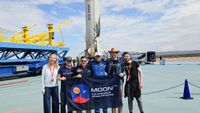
[85,0,101,57]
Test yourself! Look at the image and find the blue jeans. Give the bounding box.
[95,108,107,113]
[43,86,59,113]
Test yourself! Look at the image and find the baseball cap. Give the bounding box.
[95,52,102,56]
[64,56,72,61]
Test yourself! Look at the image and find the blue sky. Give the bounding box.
[0,0,200,58]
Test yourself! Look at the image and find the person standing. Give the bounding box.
[90,52,108,113]
[42,53,60,113]
[122,52,144,113]
[57,56,74,113]
[73,56,91,113]
[107,48,124,113]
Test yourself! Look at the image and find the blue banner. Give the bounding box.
[66,75,122,111]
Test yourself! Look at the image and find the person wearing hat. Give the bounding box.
[107,48,125,113]
[90,51,108,113]
[57,56,74,113]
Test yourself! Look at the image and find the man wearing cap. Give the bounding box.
[107,48,125,113]
[57,56,74,113]
[90,51,108,113]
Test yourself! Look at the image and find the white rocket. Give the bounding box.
[85,0,101,57]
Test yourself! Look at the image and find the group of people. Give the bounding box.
[41,48,144,113]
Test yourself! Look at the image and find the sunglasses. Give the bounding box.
[81,60,87,62]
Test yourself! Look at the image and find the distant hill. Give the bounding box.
[117,50,200,58]
[156,50,200,57]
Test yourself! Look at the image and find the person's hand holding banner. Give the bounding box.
[76,74,82,78]
[119,73,123,77]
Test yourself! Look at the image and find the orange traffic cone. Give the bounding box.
[181,79,193,99]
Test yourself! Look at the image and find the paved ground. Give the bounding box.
[0,64,200,113]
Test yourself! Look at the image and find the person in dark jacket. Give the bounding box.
[90,52,108,113]
[122,52,144,113]
[57,56,74,113]
[107,48,125,113]
[73,56,91,113]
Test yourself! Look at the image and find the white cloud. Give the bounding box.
[21,0,83,5]
[99,0,200,52]
[101,0,134,12]
[0,0,200,57]
[0,1,48,35]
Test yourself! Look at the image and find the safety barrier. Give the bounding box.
[142,79,200,96]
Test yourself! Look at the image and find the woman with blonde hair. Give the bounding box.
[42,53,60,113]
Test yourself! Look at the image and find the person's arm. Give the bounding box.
[73,74,82,78]
[57,68,66,81]
[105,59,110,75]
[138,66,143,89]
[57,74,66,81]
[119,61,126,77]
[73,67,82,78]
[104,61,108,75]
[41,65,46,94]
[57,73,62,80]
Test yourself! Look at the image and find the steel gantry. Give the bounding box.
[0,20,72,78]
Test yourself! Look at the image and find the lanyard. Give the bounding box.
[50,66,54,81]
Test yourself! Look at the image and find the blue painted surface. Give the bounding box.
[0,66,14,77]
[0,42,69,78]
[0,59,46,63]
